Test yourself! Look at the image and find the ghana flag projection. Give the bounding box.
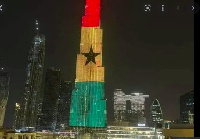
[69,0,106,127]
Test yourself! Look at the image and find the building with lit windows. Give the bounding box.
[13,103,21,130]
[180,91,194,124]
[40,68,72,131]
[40,68,61,131]
[19,20,45,130]
[114,89,149,126]
[107,126,164,139]
[150,99,163,126]
[69,0,107,127]
[35,98,43,130]
[0,67,10,127]
[114,89,126,122]
[0,131,54,139]
[56,80,72,130]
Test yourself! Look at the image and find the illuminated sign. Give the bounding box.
[138,124,145,126]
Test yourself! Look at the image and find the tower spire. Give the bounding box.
[35,20,39,34]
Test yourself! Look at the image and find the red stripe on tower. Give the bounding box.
[82,0,100,27]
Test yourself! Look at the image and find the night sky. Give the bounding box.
[0,0,193,127]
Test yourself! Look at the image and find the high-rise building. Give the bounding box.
[114,89,126,122]
[56,81,72,130]
[150,99,163,125]
[20,20,45,130]
[69,0,107,127]
[40,68,61,131]
[35,98,43,130]
[180,91,194,124]
[13,103,21,129]
[114,89,149,126]
[0,67,10,127]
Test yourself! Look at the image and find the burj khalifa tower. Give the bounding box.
[69,0,106,127]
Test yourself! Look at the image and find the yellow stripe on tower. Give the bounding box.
[76,27,104,82]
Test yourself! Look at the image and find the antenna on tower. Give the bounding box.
[35,20,39,34]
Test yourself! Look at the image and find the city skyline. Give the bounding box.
[0,0,194,128]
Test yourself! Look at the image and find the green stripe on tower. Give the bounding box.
[69,82,106,127]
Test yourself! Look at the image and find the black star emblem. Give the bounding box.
[82,46,100,65]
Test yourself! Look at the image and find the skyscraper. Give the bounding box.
[56,80,72,130]
[40,68,61,131]
[20,20,45,130]
[69,0,106,127]
[114,89,126,122]
[180,91,194,124]
[0,67,10,127]
[150,99,163,125]
[114,89,149,126]
[35,98,43,130]
[13,103,21,130]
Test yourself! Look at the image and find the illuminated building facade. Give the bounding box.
[41,68,61,131]
[35,98,43,130]
[3,132,54,139]
[20,20,45,130]
[180,91,194,124]
[114,89,126,122]
[13,103,21,130]
[107,126,164,139]
[69,0,106,127]
[150,99,163,125]
[0,67,10,127]
[56,80,72,130]
[114,89,149,126]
